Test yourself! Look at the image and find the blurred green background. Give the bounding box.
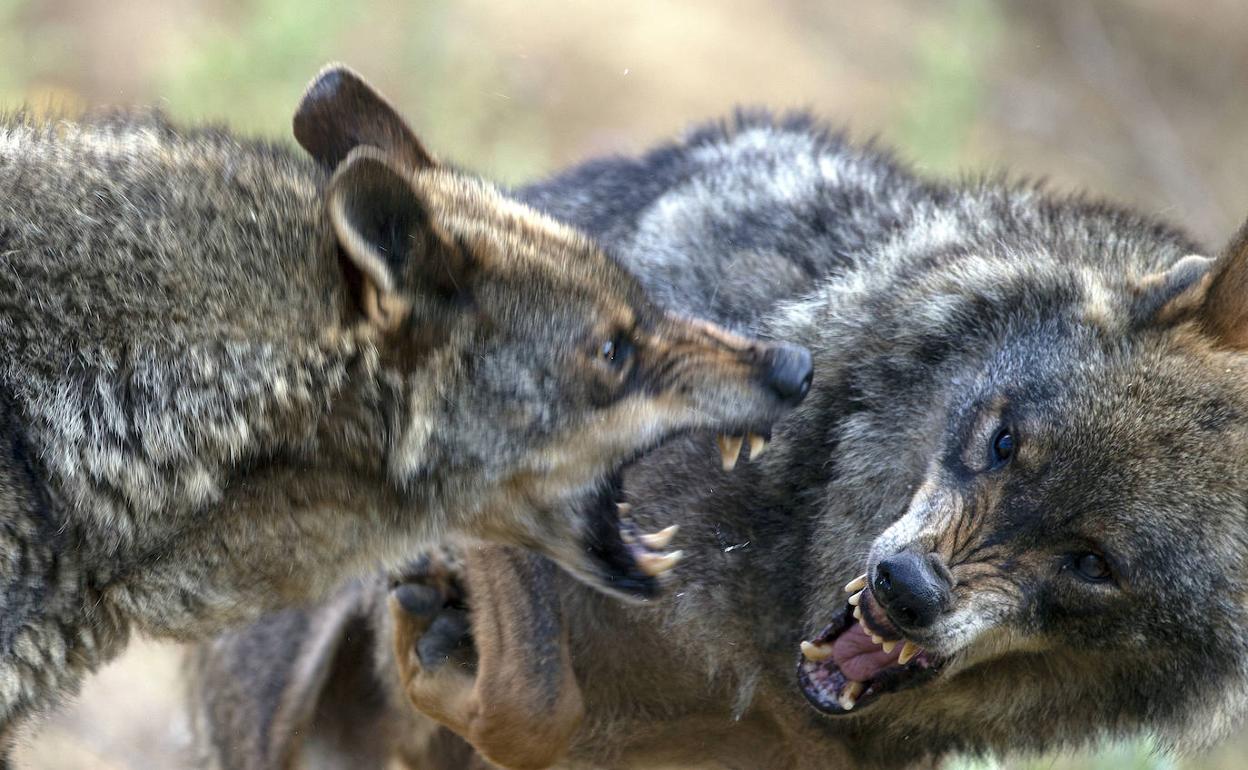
[3,0,1246,767]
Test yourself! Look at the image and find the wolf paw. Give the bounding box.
[386,545,583,770]
[388,548,477,674]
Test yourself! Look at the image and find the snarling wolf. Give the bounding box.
[0,71,810,747]
[190,111,1248,769]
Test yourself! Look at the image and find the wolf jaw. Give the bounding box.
[293,65,814,606]
[798,574,943,713]
[569,430,780,600]
[574,494,681,600]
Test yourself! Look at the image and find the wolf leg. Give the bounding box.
[390,545,583,770]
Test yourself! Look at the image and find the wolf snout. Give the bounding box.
[760,343,813,406]
[873,551,953,631]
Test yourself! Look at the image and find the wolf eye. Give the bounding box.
[990,426,1015,468]
[598,333,632,368]
[1074,552,1112,583]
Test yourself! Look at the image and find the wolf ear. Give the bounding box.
[1139,227,1248,348]
[1195,226,1248,348]
[1133,254,1214,326]
[327,147,474,331]
[294,63,435,172]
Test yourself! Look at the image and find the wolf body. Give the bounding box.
[191,112,1248,769]
[0,71,809,747]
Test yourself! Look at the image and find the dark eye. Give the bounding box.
[990,426,1015,467]
[1074,552,1112,583]
[599,333,632,368]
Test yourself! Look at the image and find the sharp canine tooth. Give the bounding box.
[800,640,834,662]
[748,433,768,460]
[852,606,863,621]
[639,525,679,549]
[898,641,921,665]
[847,590,862,606]
[717,435,744,471]
[881,640,897,653]
[638,550,683,576]
[838,681,865,711]
[844,574,868,593]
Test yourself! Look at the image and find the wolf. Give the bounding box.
[190,110,1248,769]
[0,69,811,751]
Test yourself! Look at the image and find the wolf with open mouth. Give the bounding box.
[193,111,1248,769]
[520,113,1248,760]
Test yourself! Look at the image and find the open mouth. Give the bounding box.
[713,428,772,472]
[579,488,680,600]
[797,575,943,713]
[578,430,773,600]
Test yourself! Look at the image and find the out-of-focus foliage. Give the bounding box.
[896,0,1001,173]
[3,1,1246,767]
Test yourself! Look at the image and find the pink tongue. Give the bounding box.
[831,623,901,681]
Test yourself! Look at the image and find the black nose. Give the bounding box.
[762,344,813,405]
[873,551,951,630]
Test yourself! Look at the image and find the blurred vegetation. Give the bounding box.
[946,738,1176,770]
[896,0,1001,174]
[3,0,1247,768]
[156,0,352,133]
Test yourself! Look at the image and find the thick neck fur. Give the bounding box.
[0,112,504,543]
[0,111,531,732]
[8,318,530,635]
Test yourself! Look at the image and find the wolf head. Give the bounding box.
[798,216,1248,757]
[295,65,812,600]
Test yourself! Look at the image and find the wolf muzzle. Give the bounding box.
[760,343,813,405]
[873,550,953,631]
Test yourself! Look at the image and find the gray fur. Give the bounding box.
[194,111,1248,768]
[0,74,807,750]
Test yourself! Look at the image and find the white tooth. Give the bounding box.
[898,640,921,665]
[638,550,683,577]
[639,525,679,550]
[844,574,868,594]
[852,606,863,621]
[800,640,834,662]
[748,433,769,460]
[717,435,744,471]
[847,590,862,607]
[838,681,865,711]
[881,640,897,654]
[620,527,636,545]
[870,634,883,645]
[617,502,632,515]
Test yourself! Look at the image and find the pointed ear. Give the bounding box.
[326,147,474,331]
[1195,226,1248,348]
[294,63,435,172]
[1133,254,1214,326]
[1137,224,1248,348]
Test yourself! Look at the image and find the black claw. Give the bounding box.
[393,583,443,617]
[416,609,472,669]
